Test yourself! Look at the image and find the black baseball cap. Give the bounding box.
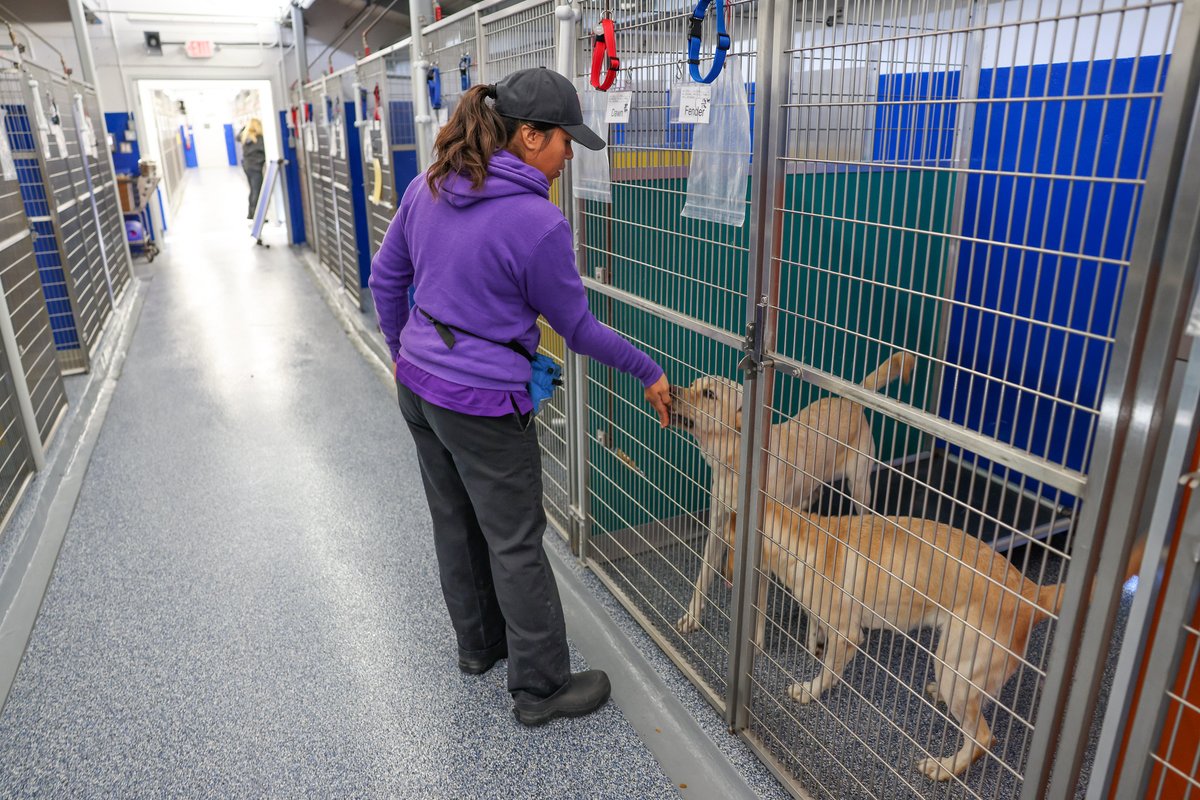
[494,67,606,151]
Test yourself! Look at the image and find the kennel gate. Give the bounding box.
[481,0,579,545]
[298,81,336,288]
[355,39,419,265]
[499,0,1200,796]
[78,84,133,305]
[40,67,116,348]
[566,0,762,713]
[0,127,66,453]
[301,72,365,309]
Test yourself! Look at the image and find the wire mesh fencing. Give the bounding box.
[301,79,347,294]
[468,0,1199,796]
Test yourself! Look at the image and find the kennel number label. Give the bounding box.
[605,91,633,124]
[679,85,713,124]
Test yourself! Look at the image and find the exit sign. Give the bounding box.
[185,40,214,58]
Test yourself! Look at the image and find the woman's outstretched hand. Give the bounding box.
[645,374,672,428]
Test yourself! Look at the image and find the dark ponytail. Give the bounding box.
[426,83,558,197]
[427,85,505,197]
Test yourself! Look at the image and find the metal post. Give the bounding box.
[725,0,786,731]
[66,0,98,94]
[292,3,309,86]
[409,0,434,171]
[1113,460,1200,798]
[1020,2,1200,795]
[474,10,487,85]
[1088,332,1200,799]
[554,3,576,79]
[557,0,585,559]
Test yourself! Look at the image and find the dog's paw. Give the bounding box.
[675,613,701,634]
[787,681,819,704]
[917,756,958,782]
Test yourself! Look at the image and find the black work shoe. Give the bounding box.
[458,641,508,675]
[513,670,611,726]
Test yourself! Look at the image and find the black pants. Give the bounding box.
[246,167,264,218]
[397,382,570,703]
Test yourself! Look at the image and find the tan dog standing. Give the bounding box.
[670,352,915,635]
[756,501,1143,780]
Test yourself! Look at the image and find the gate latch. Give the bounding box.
[738,302,771,374]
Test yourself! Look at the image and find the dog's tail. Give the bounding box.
[1029,535,1147,626]
[860,351,917,393]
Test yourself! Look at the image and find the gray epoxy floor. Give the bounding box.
[0,169,682,798]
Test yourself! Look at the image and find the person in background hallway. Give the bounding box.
[369,68,672,727]
[238,118,266,219]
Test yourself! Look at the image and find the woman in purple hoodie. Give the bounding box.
[369,67,671,726]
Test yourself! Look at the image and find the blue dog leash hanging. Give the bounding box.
[686,0,730,84]
[427,65,443,110]
[459,54,472,91]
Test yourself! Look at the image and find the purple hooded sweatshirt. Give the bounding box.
[368,149,663,416]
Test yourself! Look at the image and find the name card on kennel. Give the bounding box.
[605,91,632,124]
[678,85,712,124]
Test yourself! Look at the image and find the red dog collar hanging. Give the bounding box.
[590,17,619,91]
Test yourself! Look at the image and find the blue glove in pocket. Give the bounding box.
[527,354,563,415]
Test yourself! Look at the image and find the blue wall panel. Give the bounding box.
[344,102,372,288]
[388,100,416,146]
[278,109,305,245]
[391,150,420,199]
[104,112,140,174]
[224,123,237,166]
[180,125,197,168]
[874,71,961,165]
[937,56,1167,486]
